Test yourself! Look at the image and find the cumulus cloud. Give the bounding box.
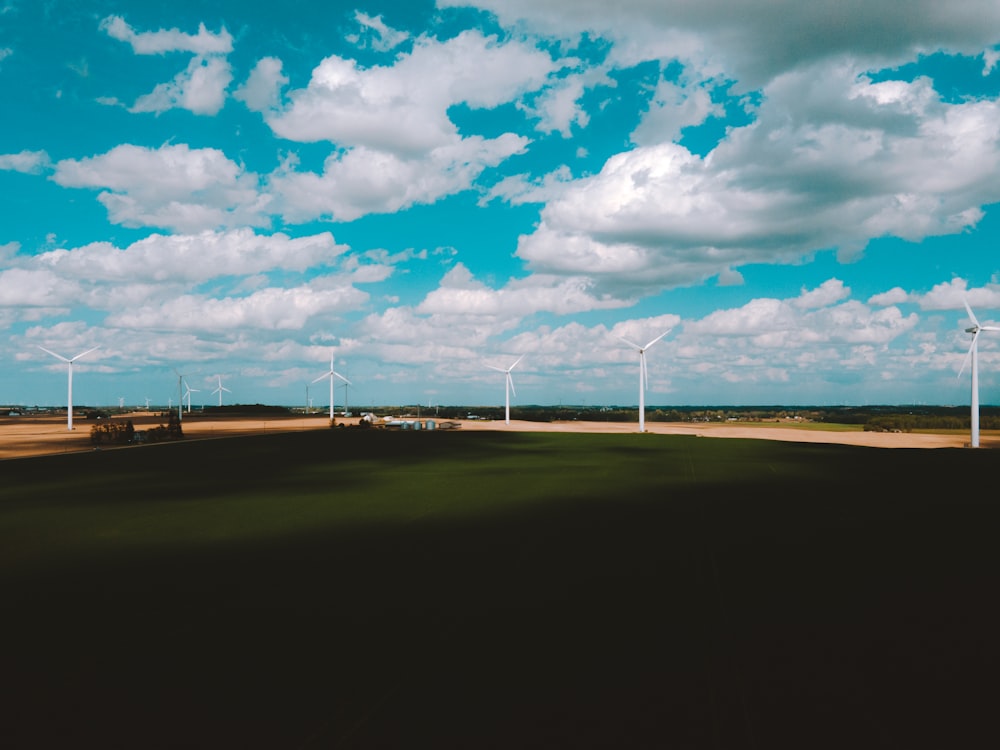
[440,0,1000,89]
[266,30,557,154]
[349,11,409,52]
[916,278,1000,311]
[234,57,288,113]
[52,144,268,231]
[0,150,50,173]
[130,55,232,115]
[416,263,630,317]
[631,79,720,146]
[99,15,233,56]
[31,229,346,283]
[107,283,367,332]
[515,67,1000,297]
[101,16,233,116]
[270,134,529,222]
[684,281,919,347]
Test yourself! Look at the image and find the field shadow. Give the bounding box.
[1,431,998,748]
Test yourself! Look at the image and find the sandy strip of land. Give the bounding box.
[1,412,995,460]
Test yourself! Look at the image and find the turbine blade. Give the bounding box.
[509,354,525,371]
[643,330,670,350]
[617,335,641,350]
[508,372,516,397]
[71,346,99,362]
[964,298,980,328]
[311,372,331,384]
[485,364,506,373]
[334,371,351,385]
[38,346,69,362]
[958,333,978,379]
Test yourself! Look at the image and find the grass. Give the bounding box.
[1,430,998,748]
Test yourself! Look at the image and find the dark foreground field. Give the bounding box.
[1,431,997,748]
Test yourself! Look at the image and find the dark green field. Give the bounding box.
[1,430,997,748]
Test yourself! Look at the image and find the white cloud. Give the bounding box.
[523,73,590,136]
[440,1,1000,89]
[684,282,919,348]
[52,144,268,232]
[270,134,528,222]
[631,79,720,146]
[31,229,346,283]
[266,30,558,154]
[234,57,288,113]
[916,278,1000,311]
[415,263,630,317]
[792,278,850,310]
[869,287,910,306]
[0,150,50,173]
[99,15,233,56]
[129,55,232,115]
[515,67,1000,296]
[351,11,409,52]
[106,283,367,332]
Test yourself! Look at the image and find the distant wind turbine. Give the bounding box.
[38,345,99,431]
[486,355,524,425]
[212,375,232,407]
[312,355,350,422]
[174,369,191,421]
[958,300,1000,448]
[618,331,670,433]
[184,381,200,413]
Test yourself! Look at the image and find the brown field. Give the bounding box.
[1,411,995,460]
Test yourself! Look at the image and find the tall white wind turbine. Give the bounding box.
[184,381,200,413]
[487,355,524,425]
[618,331,669,433]
[312,355,350,421]
[958,300,1000,448]
[38,345,99,431]
[212,375,232,407]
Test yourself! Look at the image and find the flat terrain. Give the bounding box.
[1,411,995,460]
[1,426,998,748]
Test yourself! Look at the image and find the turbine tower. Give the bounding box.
[959,300,1000,448]
[487,355,524,425]
[312,355,350,422]
[618,331,669,433]
[184,381,200,413]
[38,346,98,431]
[174,369,190,421]
[212,375,232,407]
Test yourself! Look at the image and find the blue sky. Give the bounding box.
[3,0,1000,409]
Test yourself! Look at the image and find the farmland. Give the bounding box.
[1,429,997,748]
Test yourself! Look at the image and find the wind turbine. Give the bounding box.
[618,331,670,433]
[174,369,191,421]
[183,381,199,413]
[38,345,99,431]
[212,375,232,407]
[958,300,1000,448]
[486,355,524,425]
[312,355,350,422]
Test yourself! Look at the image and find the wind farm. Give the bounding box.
[3,4,1000,745]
